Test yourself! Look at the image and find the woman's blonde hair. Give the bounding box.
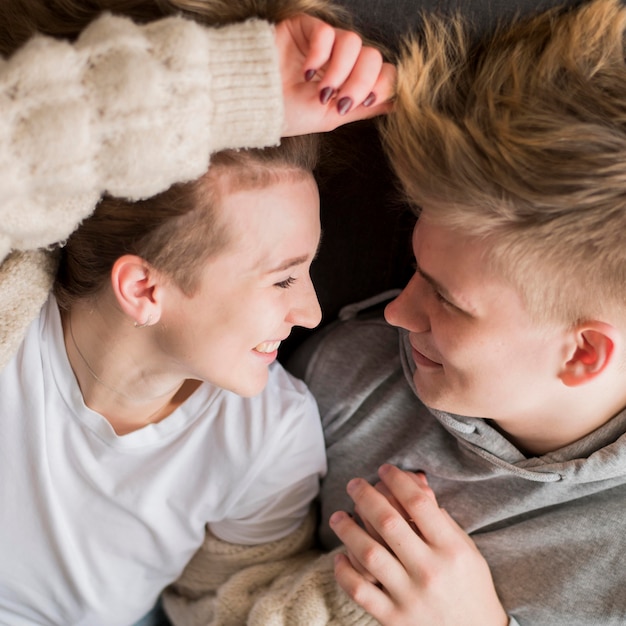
[383,0,626,325]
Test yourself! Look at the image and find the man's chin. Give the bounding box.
[412,376,456,413]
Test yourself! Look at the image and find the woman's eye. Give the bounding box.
[275,276,297,289]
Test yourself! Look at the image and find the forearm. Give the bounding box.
[0,13,283,373]
[0,13,282,261]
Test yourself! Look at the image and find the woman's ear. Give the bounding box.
[110,255,162,327]
[559,321,618,387]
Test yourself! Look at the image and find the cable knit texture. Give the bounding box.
[0,13,283,370]
[163,507,378,626]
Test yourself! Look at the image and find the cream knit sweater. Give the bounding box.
[164,507,376,626]
[0,12,282,368]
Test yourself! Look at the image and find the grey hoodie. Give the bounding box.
[292,299,626,626]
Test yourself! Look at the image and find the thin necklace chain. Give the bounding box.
[67,313,180,423]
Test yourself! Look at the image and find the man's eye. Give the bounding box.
[275,276,297,289]
[435,291,451,306]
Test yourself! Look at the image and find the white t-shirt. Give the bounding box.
[0,297,326,625]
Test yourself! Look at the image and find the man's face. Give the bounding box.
[157,173,322,397]
[384,217,568,424]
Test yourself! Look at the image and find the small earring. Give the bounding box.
[134,315,152,329]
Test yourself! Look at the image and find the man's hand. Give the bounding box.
[330,464,509,626]
[275,14,395,136]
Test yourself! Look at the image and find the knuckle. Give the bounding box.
[345,578,373,606]
[343,30,363,50]
[360,544,385,571]
[405,491,432,513]
[378,511,403,535]
[363,46,383,64]
[319,22,335,39]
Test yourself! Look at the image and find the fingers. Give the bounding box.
[373,478,409,517]
[333,468,509,626]
[278,14,395,114]
[364,61,397,109]
[321,61,396,125]
[355,478,406,546]
[346,547,379,584]
[295,15,341,77]
[377,465,452,548]
[338,466,454,576]
[343,477,430,573]
[304,26,365,93]
[333,550,396,619]
[317,30,379,110]
[314,32,390,115]
[330,511,411,596]
[354,503,387,548]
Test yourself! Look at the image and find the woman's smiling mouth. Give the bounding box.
[254,340,282,354]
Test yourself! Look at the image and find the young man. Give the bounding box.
[164,1,626,624]
[319,0,626,624]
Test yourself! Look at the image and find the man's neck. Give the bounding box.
[493,388,626,456]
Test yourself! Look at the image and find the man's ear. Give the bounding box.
[559,321,618,387]
[110,255,162,327]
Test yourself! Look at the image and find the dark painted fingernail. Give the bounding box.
[320,86,334,105]
[337,96,353,115]
[304,68,316,81]
[363,92,376,107]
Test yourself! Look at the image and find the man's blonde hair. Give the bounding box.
[383,0,626,325]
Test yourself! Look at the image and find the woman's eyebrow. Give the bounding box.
[265,236,323,275]
[265,255,309,274]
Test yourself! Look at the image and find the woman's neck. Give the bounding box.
[62,302,198,435]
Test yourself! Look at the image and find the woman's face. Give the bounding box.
[156,173,322,397]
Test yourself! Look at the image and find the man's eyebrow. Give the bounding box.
[415,261,468,311]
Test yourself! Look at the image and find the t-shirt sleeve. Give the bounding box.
[208,372,326,545]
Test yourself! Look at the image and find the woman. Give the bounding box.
[0,0,395,369]
[0,135,328,624]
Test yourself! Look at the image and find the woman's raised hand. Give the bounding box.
[275,14,396,136]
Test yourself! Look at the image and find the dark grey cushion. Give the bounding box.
[336,0,584,50]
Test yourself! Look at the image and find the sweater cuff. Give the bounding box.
[0,250,56,371]
[206,19,283,151]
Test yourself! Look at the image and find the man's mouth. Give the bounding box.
[254,341,281,354]
[409,338,442,367]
